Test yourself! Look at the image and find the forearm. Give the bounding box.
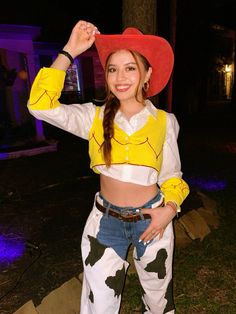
[158,113,190,211]
[51,53,72,71]
[160,177,190,210]
[51,20,99,71]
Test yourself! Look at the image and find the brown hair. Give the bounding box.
[101,50,150,166]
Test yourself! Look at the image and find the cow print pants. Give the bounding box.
[80,192,175,314]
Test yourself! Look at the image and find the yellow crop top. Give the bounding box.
[89,106,166,173]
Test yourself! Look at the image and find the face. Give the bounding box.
[106,49,152,103]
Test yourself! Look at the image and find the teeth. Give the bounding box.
[116,85,130,91]
[117,85,127,88]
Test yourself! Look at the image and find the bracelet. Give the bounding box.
[59,50,74,64]
[166,202,178,215]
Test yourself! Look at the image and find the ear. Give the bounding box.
[145,67,152,83]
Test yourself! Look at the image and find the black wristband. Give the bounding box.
[59,50,74,64]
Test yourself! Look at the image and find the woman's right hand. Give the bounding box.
[63,20,100,59]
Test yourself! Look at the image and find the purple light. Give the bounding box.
[13,92,21,125]
[0,153,9,160]
[0,234,25,266]
[187,176,227,191]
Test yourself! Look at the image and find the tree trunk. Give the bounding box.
[122,0,157,34]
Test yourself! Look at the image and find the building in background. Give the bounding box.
[207,24,235,103]
[0,24,104,155]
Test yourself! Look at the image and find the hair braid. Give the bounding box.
[102,92,120,166]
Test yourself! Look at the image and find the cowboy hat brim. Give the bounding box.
[95,28,174,97]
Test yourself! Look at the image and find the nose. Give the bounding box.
[116,69,126,81]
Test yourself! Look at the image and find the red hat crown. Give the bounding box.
[95,28,174,96]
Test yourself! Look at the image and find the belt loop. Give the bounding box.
[105,203,111,217]
[136,208,145,220]
[139,212,145,220]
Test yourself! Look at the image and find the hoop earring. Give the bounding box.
[143,81,149,92]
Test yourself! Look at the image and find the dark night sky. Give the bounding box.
[0,1,123,43]
[1,0,235,43]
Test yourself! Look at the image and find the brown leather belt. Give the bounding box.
[95,200,151,222]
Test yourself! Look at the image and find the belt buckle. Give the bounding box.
[118,214,123,220]
[121,210,140,222]
[121,210,133,219]
[119,212,130,220]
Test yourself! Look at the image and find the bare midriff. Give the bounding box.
[100,174,159,207]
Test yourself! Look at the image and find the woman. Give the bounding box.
[28,20,189,314]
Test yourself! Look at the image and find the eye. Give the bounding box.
[107,67,116,73]
[126,66,136,71]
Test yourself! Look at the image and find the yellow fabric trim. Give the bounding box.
[160,177,190,208]
[28,67,66,110]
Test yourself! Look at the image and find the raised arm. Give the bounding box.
[51,20,100,71]
[27,21,99,139]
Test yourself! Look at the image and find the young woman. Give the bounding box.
[28,20,189,314]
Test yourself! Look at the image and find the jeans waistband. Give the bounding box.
[97,190,164,214]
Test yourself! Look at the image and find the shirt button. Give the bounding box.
[125,146,129,151]
[125,136,129,140]
[125,157,128,161]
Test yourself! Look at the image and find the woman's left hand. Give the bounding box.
[139,205,176,244]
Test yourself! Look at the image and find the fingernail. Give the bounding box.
[138,239,142,243]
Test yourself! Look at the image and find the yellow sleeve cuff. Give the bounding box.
[28,67,66,110]
[160,177,190,211]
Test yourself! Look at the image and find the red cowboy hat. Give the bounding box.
[95,27,174,97]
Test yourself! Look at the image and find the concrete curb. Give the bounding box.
[0,142,58,160]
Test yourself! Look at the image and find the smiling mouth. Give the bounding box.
[115,84,130,92]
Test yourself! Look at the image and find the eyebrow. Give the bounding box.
[108,62,137,67]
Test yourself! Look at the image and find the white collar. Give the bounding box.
[99,99,157,119]
[116,99,157,120]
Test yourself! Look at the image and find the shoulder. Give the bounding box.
[155,107,179,136]
[166,112,179,129]
[145,100,179,132]
[164,112,180,137]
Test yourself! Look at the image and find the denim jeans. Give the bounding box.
[96,191,164,259]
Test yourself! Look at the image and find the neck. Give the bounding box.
[119,99,145,119]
